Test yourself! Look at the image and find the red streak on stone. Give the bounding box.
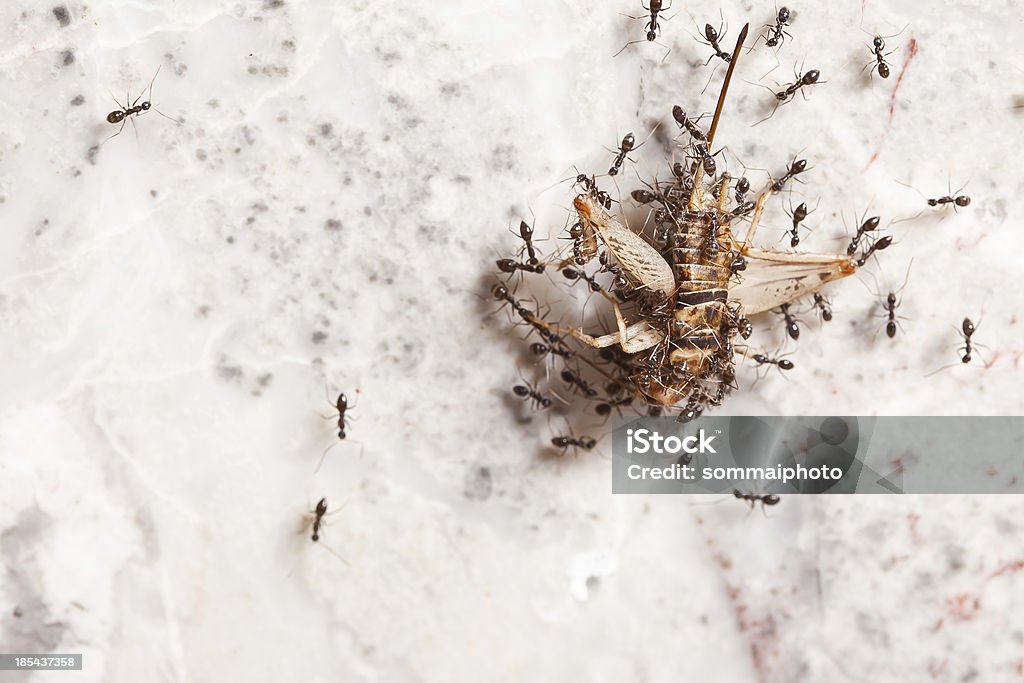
[864,37,919,170]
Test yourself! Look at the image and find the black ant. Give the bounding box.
[699,22,732,64]
[631,188,659,204]
[813,293,833,322]
[763,7,792,48]
[316,389,361,471]
[874,263,911,339]
[730,200,755,219]
[770,158,808,192]
[551,432,597,456]
[512,380,553,409]
[496,258,545,275]
[595,396,635,420]
[310,497,329,542]
[869,35,894,79]
[958,317,977,364]
[561,266,605,294]
[608,133,636,176]
[846,214,881,255]
[517,219,539,265]
[691,141,720,176]
[753,353,794,371]
[104,65,180,143]
[856,235,893,267]
[783,197,816,247]
[928,193,971,209]
[326,390,355,441]
[614,0,672,59]
[756,69,820,124]
[734,489,781,508]
[530,341,574,360]
[671,105,708,142]
[777,303,801,340]
[734,176,750,203]
[561,368,599,397]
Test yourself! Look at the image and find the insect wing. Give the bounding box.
[733,248,856,315]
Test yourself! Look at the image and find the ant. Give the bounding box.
[530,341,574,360]
[928,193,971,209]
[517,219,539,266]
[671,105,708,142]
[609,133,636,176]
[561,266,605,294]
[310,497,329,542]
[874,263,911,339]
[770,158,809,192]
[756,69,820,124]
[104,65,180,143]
[326,390,355,441]
[512,380,553,409]
[813,293,833,322]
[734,176,750,204]
[777,303,801,340]
[753,353,795,372]
[846,214,881,255]
[699,22,732,65]
[692,141,720,176]
[595,396,635,420]
[561,368,599,397]
[856,234,893,267]
[734,489,781,509]
[868,35,894,79]
[958,317,978,364]
[763,7,792,48]
[551,432,597,456]
[317,389,360,472]
[614,0,672,59]
[783,197,816,247]
[496,258,545,275]
[730,200,755,219]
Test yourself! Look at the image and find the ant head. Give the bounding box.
[778,6,791,22]
[873,36,885,49]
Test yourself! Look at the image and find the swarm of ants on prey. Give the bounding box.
[488,13,968,453]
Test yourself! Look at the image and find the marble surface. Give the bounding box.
[1,0,1023,681]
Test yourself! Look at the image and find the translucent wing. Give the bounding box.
[733,248,857,315]
[574,195,675,296]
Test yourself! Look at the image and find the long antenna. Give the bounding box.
[707,22,749,148]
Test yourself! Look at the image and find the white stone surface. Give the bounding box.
[1,0,1023,681]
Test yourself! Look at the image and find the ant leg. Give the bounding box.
[102,119,127,145]
[129,115,140,139]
